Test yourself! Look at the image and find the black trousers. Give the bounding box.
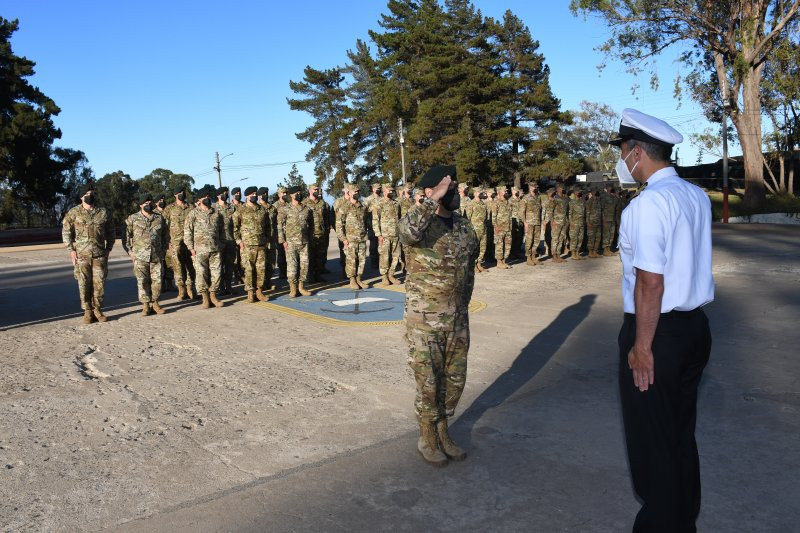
[618,309,711,533]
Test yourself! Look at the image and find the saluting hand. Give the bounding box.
[428,176,452,202]
[628,344,655,392]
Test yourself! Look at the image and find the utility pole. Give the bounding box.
[213,152,233,188]
[721,77,730,224]
[399,118,407,185]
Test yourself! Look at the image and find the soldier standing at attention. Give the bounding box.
[567,187,586,260]
[397,184,414,274]
[152,193,174,293]
[614,185,624,249]
[234,186,270,303]
[303,182,332,282]
[585,186,603,258]
[184,190,225,309]
[62,182,115,324]
[520,182,543,266]
[550,184,569,263]
[540,187,554,257]
[278,186,313,297]
[230,186,244,283]
[163,186,196,300]
[215,186,237,295]
[399,165,477,466]
[332,185,351,278]
[337,184,369,290]
[491,186,513,269]
[364,182,382,269]
[257,187,277,292]
[125,193,169,316]
[601,183,619,256]
[509,186,522,259]
[457,182,470,216]
[465,186,488,272]
[274,186,289,280]
[373,183,402,287]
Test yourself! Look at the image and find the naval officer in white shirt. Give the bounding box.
[610,108,714,533]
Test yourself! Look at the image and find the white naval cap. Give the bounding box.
[609,108,683,148]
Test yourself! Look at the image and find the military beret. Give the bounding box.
[173,185,185,195]
[78,182,95,197]
[216,186,228,196]
[244,186,258,196]
[137,192,153,204]
[257,186,268,195]
[287,186,301,195]
[231,186,241,195]
[417,165,456,189]
[155,193,166,201]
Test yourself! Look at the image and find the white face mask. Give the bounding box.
[615,149,639,184]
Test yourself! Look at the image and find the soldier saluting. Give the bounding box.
[399,165,478,467]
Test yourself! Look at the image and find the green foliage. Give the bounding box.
[95,171,138,229]
[563,101,619,172]
[278,164,307,191]
[138,168,195,202]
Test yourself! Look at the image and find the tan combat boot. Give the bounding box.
[297,281,311,296]
[141,302,152,316]
[498,260,510,269]
[603,246,614,257]
[177,283,187,300]
[377,274,390,287]
[82,310,94,324]
[349,277,360,290]
[436,418,466,461]
[571,251,585,261]
[247,290,256,303]
[93,308,108,322]
[209,292,225,307]
[418,421,448,467]
[288,281,298,298]
[552,254,565,264]
[186,284,196,299]
[356,276,368,289]
[388,273,400,284]
[588,250,597,258]
[201,291,211,309]
[151,301,166,314]
[255,289,267,302]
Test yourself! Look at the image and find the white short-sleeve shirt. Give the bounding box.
[618,167,715,314]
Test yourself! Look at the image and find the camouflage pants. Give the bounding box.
[406,325,470,423]
[219,241,236,290]
[524,224,542,258]
[134,259,162,303]
[587,222,602,253]
[494,230,511,262]
[338,238,346,271]
[169,242,195,289]
[602,218,616,248]
[345,241,366,278]
[242,245,266,291]
[511,219,523,256]
[474,231,487,264]
[379,236,401,275]
[277,242,287,278]
[74,254,108,310]
[552,221,567,255]
[234,243,244,281]
[310,234,328,278]
[193,251,221,293]
[286,242,309,283]
[569,223,585,254]
[369,234,379,267]
[264,246,276,289]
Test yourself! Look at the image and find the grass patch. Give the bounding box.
[706,190,800,221]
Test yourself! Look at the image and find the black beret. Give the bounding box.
[137,192,153,204]
[155,193,166,200]
[244,186,258,196]
[257,187,269,195]
[417,165,456,189]
[78,182,95,197]
[231,187,241,194]
[216,186,228,196]
[287,186,301,195]
[173,185,185,195]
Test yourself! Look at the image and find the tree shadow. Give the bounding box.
[452,293,597,447]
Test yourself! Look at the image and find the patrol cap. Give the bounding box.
[371,182,382,191]
[257,186,269,196]
[609,108,684,148]
[173,185,185,195]
[287,186,302,195]
[244,186,258,196]
[556,183,565,191]
[382,182,394,191]
[458,182,468,190]
[417,165,456,189]
[277,186,286,193]
[231,186,241,195]
[137,192,153,204]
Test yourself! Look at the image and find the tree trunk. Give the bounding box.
[735,67,767,210]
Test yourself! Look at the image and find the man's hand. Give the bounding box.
[129,253,135,264]
[239,242,244,251]
[524,223,529,231]
[427,176,453,202]
[190,249,196,257]
[69,250,77,266]
[283,242,288,251]
[628,343,655,392]
[378,236,384,246]
[343,240,349,247]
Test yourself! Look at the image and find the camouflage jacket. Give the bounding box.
[458,195,471,217]
[398,197,414,219]
[601,192,618,222]
[552,195,569,224]
[125,211,168,262]
[62,205,115,258]
[259,201,278,246]
[568,197,585,226]
[233,203,269,247]
[162,202,193,244]
[509,196,521,221]
[465,198,487,235]
[184,206,224,253]
[614,195,623,223]
[398,197,478,332]
[372,197,400,238]
[520,194,542,225]
[541,195,554,223]
[278,203,311,245]
[332,196,347,240]
[302,197,332,237]
[336,200,368,242]
[216,202,236,243]
[491,198,513,233]
[585,196,602,225]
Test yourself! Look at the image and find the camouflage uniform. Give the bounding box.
[184,206,224,293]
[398,186,414,272]
[260,198,278,289]
[217,201,237,293]
[398,196,478,424]
[364,185,382,268]
[585,190,603,256]
[373,194,401,278]
[509,187,522,258]
[336,198,368,278]
[568,191,586,257]
[491,193,513,265]
[303,195,332,280]
[278,202,312,284]
[465,188,488,267]
[520,190,543,263]
[162,201,196,292]
[332,193,349,274]
[233,202,270,291]
[125,210,169,303]
[602,188,619,251]
[457,183,471,217]
[551,190,569,257]
[274,190,289,278]
[62,204,115,311]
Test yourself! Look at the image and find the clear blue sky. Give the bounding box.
[3,0,717,192]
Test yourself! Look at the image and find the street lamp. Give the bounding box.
[214,152,234,188]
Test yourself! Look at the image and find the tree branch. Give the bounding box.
[751,0,800,66]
